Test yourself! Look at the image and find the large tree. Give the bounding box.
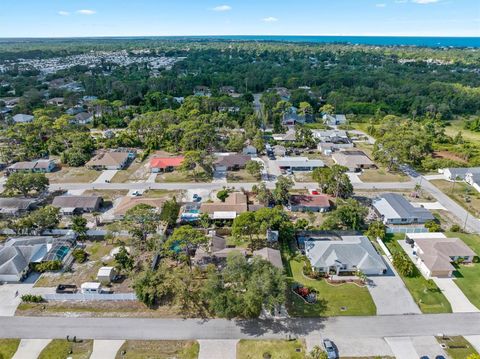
[321,199,368,231]
[123,204,160,249]
[163,225,209,264]
[4,172,49,197]
[312,165,353,199]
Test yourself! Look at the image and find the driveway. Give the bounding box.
[347,172,362,184]
[465,335,480,352]
[367,257,421,315]
[198,340,237,359]
[12,339,51,359]
[212,170,227,184]
[93,170,118,184]
[433,277,479,313]
[386,336,447,359]
[0,282,36,316]
[90,340,125,359]
[306,335,393,357]
[385,337,419,359]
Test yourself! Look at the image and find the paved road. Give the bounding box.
[1,314,480,340]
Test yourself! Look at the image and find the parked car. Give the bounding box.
[56,284,77,294]
[132,190,141,196]
[193,196,202,203]
[322,339,337,359]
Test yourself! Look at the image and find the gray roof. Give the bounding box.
[253,247,283,270]
[276,157,324,168]
[0,198,36,212]
[52,195,102,210]
[444,167,480,180]
[12,114,34,123]
[373,193,435,222]
[305,236,386,272]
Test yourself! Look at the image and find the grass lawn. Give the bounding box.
[156,171,212,183]
[0,339,20,359]
[111,160,149,183]
[46,167,100,184]
[227,169,258,182]
[38,339,93,359]
[430,179,480,217]
[436,336,479,359]
[115,340,199,359]
[444,118,480,143]
[237,339,306,359]
[384,235,452,314]
[454,262,480,311]
[143,189,180,198]
[360,168,410,183]
[83,189,129,201]
[285,258,376,317]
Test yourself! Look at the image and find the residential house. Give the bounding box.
[149,156,184,173]
[194,86,211,97]
[52,195,103,215]
[332,150,376,172]
[289,194,331,213]
[6,159,56,174]
[273,87,291,101]
[214,154,251,171]
[219,86,240,97]
[406,233,476,278]
[66,106,84,116]
[305,235,387,276]
[46,97,65,106]
[73,112,93,125]
[86,151,131,171]
[0,236,76,282]
[372,193,436,226]
[314,129,353,154]
[272,129,296,142]
[12,114,34,123]
[440,167,480,181]
[0,198,36,216]
[465,172,480,193]
[253,247,283,270]
[323,114,347,126]
[200,192,261,220]
[272,145,287,157]
[242,145,257,156]
[276,157,324,172]
[193,230,247,266]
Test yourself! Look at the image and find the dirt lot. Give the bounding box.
[116,340,199,359]
[111,159,150,183]
[83,189,129,201]
[46,167,100,184]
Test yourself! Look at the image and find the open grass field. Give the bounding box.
[46,167,100,184]
[111,159,149,183]
[384,235,452,314]
[285,258,376,317]
[436,336,479,359]
[431,179,480,217]
[0,339,20,359]
[38,339,93,359]
[156,170,212,183]
[360,168,410,183]
[227,169,258,182]
[444,119,480,143]
[237,339,306,359]
[115,340,199,359]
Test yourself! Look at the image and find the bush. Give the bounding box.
[32,260,62,273]
[21,294,43,303]
[450,224,462,232]
[72,248,87,263]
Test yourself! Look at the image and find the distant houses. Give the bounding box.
[440,167,480,193]
[6,159,56,174]
[323,114,346,126]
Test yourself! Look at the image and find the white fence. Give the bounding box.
[376,237,393,261]
[44,293,137,301]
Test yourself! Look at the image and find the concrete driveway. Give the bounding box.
[90,340,125,359]
[386,336,447,359]
[433,277,479,313]
[198,340,237,359]
[367,258,421,315]
[93,170,118,184]
[212,170,227,184]
[306,335,393,357]
[465,335,480,352]
[12,339,51,359]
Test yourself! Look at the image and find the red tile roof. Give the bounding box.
[150,156,184,169]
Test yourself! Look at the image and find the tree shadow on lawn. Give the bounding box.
[234,317,327,337]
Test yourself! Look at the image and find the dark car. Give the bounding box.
[322,339,337,359]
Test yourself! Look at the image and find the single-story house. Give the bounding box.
[97,266,118,283]
[0,197,36,216]
[312,129,350,143]
[200,192,261,219]
[272,145,287,157]
[276,157,324,172]
[6,159,56,174]
[332,150,375,172]
[72,112,94,125]
[305,235,387,276]
[272,129,296,142]
[242,145,257,156]
[372,193,435,226]
[214,154,251,171]
[12,114,34,123]
[289,194,331,212]
[86,151,130,171]
[407,233,476,278]
[323,114,346,126]
[46,97,65,106]
[52,195,103,215]
[193,231,247,266]
[149,156,184,173]
[282,112,308,126]
[253,247,283,270]
[440,167,480,181]
[0,236,76,282]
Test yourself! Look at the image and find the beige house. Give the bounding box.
[332,150,376,172]
[86,151,130,171]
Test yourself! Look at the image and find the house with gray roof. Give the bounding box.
[276,157,324,172]
[322,114,346,126]
[52,195,103,215]
[0,198,37,216]
[465,172,480,193]
[372,193,435,226]
[12,114,34,123]
[305,235,386,276]
[441,167,480,181]
[253,247,283,270]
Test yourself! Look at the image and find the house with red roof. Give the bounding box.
[149,156,184,173]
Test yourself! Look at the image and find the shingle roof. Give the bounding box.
[86,152,129,168]
[373,193,435,222]
[215,154,251,168]
[332,150,374,168]
[0,198,35,213]
[52,195,102,210]
[253,247,283,269]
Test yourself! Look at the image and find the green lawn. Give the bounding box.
[38,339,93,359]
[384,235,452,314]
[360,169,410,183]
[226,169,258,183]
[0,339,20,359]
[115,340,199,359]
[444,118,480,143]
[436,336,479,359]
[430,179,480,217]
[237,339,306,359]
[156,170,212,183]
[285,258,376,317]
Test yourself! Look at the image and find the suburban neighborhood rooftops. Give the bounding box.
[215,154,251,168]
[253,247,283,269]
[0,198,36,213]
[373,193,435,222]
[200,192,251,216]
[149,156,184,169]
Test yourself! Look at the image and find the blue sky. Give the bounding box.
[0,0,479,37]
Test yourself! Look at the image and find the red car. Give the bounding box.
[311,190,320,195]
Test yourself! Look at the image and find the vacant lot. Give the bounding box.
[46,167,99,184]
[444,119,480,143]
[237,339,306,359]
[111,159,149,183]
[38,339,93,359]
[360,169,410,183]
[431,179,480,217]
[156,170,211,183]
[286,258,376,317]
[83,189,129,201]
[227,169,258,182]
[384,235,452,314]
[436,336,479,359]
[115,340,199,359]
[0,339,20,359]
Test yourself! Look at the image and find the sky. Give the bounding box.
[0,0,479,38]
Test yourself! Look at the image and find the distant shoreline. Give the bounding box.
[0,35,479,48]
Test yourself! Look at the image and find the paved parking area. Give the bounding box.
[93,170,118,184]
[433,277,479,313]
[12,339,51,359]
[198,339,237,359]
[90,340,125,359]
[367,258,421,315]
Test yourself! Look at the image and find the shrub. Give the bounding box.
[32,260,62,273]
[21,294,43,303]
[450,224,462,232]
[72,248,87,263]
